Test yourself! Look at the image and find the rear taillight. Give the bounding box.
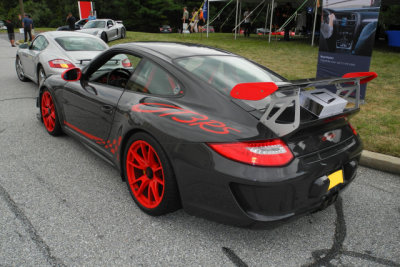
[48,59,75,69]
[207,139,293,167]
[122,58,132,67]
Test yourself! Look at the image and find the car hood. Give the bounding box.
[77,28,101,35]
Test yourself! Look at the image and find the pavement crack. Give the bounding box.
[222,247,248,267]
[0,183,66,266]
[305,197,347,267]
[342,251,400,266]
[0,97,36,102]
[305,197,399,267]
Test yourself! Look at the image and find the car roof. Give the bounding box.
[116,42,232,59]
[42,31,102,39]
[89,19,111,22]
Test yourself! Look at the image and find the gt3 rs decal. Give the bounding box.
[64,121,122,154]
[132,103,241,135]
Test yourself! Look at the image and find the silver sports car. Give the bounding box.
[77,19,126,43]
[15,31,108,85]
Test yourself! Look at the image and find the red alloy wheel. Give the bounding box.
[41,91,56,132]
[126,140,165,209]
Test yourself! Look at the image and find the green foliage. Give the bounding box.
[381,5,400,26]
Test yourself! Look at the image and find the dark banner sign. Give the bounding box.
[316,0,381,99]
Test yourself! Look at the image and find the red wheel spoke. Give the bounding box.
[150,181,161,203]
[140,143,148,164]
[136,176,150,196]
[127,160,145,169]
[154,176,164,186]
[132,151,147,167]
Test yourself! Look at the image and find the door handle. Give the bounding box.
[101,105,113,114]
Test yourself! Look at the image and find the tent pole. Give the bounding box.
[235,0,239,39]
[207,0,210,38]
[238,0,242,35]
[311,0,318,46]
[269,0,274,43]
[264,3,270,37]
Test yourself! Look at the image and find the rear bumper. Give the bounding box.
[172,135,362,228]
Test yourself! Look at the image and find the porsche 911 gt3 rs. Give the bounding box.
[36,42,376,227]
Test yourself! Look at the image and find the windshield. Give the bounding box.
[175,56,283,95]
[55,37,107,51]
[83,20,105,29]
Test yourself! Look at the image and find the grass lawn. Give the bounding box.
[8,29,398,157]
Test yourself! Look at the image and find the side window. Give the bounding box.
[107,20,113,27]
[31,36,48,51]
[88,53,142,89]
[126,60,183,96]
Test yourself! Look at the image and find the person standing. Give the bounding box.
[22,14,33,42]
[198,9,205,33]
[88,11,96,21]
[182,6,189,33]
[5,19,16,47]
[190,8,199,33]
[282,2,294,41]
[243,8,251,37]
[66,12,76,31]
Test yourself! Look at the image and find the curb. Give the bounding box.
[360,150,400,175]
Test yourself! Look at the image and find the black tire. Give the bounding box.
[121,28,126,39]
[123,132,181,216]
[37,66,46,86]
[15,56,29,82]
[101,32,108,43]
[40,88,63,136]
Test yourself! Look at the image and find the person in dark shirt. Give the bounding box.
[22,14,33,42]
[282,2,294,41]
[66,12,76,31]
[5,19,16,47]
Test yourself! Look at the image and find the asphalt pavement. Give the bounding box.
[0,36,399,266]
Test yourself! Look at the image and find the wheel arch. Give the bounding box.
[36,63,44,83]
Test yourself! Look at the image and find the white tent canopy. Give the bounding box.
[207,0,319,45]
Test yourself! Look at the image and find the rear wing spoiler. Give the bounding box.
[116,20,123,24]
[231,72,377,136]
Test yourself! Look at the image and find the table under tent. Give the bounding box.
[205,0,322,46]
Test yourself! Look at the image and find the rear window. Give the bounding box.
[175,56,283,95]
[55,37,107,51]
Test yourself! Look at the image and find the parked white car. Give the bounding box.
[15,31,109,85]
[77,19,126,43]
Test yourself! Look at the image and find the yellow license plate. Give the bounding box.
[327,170,344,190]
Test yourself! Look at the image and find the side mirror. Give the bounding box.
[230,82,278,101]
[62,67,82,82]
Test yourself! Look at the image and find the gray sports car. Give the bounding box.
[15,31,108,86]
[77,19,126,43]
